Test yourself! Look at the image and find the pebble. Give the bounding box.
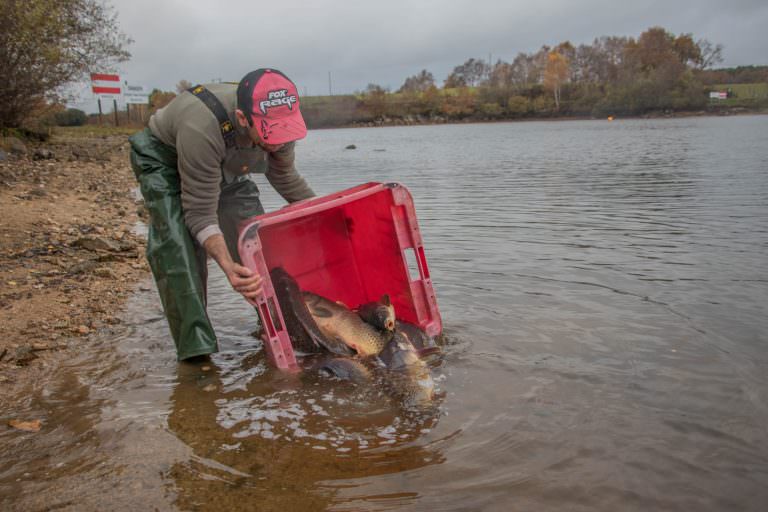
[93,267,117,279]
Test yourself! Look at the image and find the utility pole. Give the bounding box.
[488,52,493,80]
[328,71,333,96]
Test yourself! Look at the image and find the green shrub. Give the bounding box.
[54,108,88,126]
[506,96,531,117]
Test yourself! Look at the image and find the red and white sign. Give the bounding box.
[91,73,122,99]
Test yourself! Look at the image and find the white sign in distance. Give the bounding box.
[124,84,150,104]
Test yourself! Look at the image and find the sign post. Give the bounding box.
[91,73,122,125]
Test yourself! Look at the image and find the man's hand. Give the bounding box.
[224,263,263,300]
[203,233,263,301]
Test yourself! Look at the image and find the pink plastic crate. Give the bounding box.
[237,182,442,371]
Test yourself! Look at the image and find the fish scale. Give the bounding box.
[302,292,392,357]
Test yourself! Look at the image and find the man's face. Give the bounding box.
[236,110,285,153]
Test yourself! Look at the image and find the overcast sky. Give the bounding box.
[71,0,767,109]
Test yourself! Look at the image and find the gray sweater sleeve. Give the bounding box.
[265,142,315,203]
[175,123,225,242]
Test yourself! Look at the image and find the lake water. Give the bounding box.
[2,115,767,511]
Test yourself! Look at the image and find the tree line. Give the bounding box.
[301,26,767,128]
[3,10,767,134]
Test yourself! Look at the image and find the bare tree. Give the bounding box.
[509,52,539,88]
[0,0,132,128]
[696,39,724,69]
[398,70,435,93]
[444,58,489,88]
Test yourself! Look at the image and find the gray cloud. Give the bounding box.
[77,0,768,106]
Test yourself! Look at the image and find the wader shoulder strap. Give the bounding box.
[188,85,236,149]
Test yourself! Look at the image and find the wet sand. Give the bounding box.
[0,130,148,411]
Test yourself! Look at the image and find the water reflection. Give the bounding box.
[166,351,448,511]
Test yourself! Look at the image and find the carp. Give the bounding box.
[270,267,354,356]
[395,320,440,357]
[315,333,436,407]
[357,295,396,331]
[377,331,436,407]
[314,357,372,384]
[302,291,393,357]
[270,267,320,354]
[269,267,436,406]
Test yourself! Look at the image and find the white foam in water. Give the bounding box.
[214,378,440,452]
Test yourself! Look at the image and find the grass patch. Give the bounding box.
[708,83,768,109]
[713,83,768,99]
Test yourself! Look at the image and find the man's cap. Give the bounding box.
[236,68,307,145]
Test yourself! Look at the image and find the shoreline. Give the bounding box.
[0,131,149,412]
[308,106,767,131]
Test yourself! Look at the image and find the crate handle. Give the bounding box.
[258,297,283,338]
[416,246,430,279]
[404,246,430,281]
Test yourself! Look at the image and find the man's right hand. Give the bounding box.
[224,262,263,300]
[203,233,263,301]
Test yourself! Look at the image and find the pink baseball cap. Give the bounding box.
[236,68,307,145]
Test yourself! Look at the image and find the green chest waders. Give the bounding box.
[128,86,265,360]
[129,128,217,360]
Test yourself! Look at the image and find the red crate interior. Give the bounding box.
[238,182,441,369]
[262,188,420,322]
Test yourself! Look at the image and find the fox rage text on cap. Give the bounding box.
[237,68,308,145]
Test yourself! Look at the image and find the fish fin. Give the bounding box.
[416,347,441,358]
[311,305,334,318]
[318,358,371,384]
[312,332,355,357]
[321,341,355,356]
[297,315,350,354]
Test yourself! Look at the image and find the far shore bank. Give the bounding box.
[309,106,767,131]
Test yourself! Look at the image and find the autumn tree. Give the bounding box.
[398,70,435,93]
[623,26,705,79]
[360,83,389,118]
[444,58,489,88]
[149,89,176,113]
[420,85,441,115]
[487,60,514,90]
[0,0,132,129]
[543,50,570,110]
[573,36,628,84]
[440,87,476,118]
